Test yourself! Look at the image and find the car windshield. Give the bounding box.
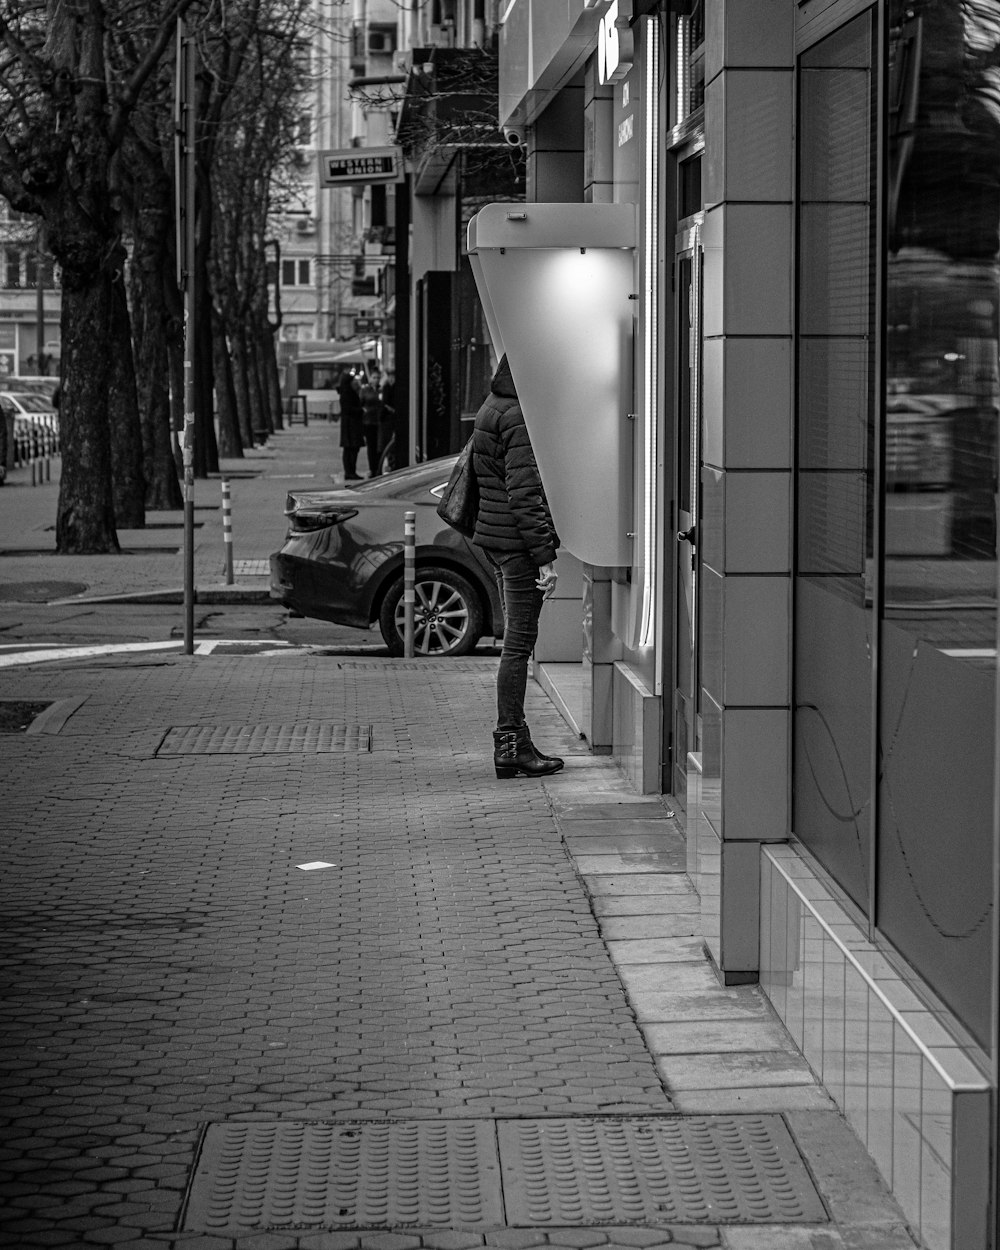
[349,458,456,499]
[3,392,54,413]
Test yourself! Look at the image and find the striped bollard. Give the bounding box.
[403,510,415,658]
[221,477,234,585]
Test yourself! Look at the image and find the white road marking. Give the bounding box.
[0,641,184,668]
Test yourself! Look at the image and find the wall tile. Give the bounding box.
[723,472,791,573]
[702,336,724,468]
[704,75,725,207]
[722,337,793,469]
[720,840,760,970]
[920,1055,952,1250]
[721,708,789,841]
[842,965,870,1145]
[821,934,846,1105]
[700,466,725,573]
[720,205,794,336]
[723,575,790,705]
[718,71,793,202]
[892,1022,923,1235]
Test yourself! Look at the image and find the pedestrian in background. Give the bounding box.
[359,369,383,477]
[377,371,396,469]
[338,369,364,481]
[471,354,563,779]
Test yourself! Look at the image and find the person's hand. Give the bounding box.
[536,562,558,599]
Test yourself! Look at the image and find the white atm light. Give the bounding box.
[467,202,637,568]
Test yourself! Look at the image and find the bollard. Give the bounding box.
[221,476,234,585]
[403,510,415,658]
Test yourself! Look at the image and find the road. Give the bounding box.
[0,601,383,650]
[0,600,503,661]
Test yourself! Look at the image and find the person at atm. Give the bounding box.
[471,354,563,779]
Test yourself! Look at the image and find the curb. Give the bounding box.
[49,584,275,606]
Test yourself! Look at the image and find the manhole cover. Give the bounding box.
[182,1117,828,1233]
[184,1122,503,1233]
[0,580,87,602]
[156,722,372,755]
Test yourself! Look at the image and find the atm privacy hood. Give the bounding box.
[467,202,637,568]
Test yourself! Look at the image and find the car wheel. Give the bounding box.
[379,565,484,657]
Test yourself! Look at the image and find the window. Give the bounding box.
[4,249,21,288]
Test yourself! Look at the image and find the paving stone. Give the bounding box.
[0,636,912,1249]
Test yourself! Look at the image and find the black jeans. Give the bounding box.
[363,425,380,475]
[487,551,544,731]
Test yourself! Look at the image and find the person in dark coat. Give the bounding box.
[359,369,383,477]
[471,354,563,779]
[338,369,364,480]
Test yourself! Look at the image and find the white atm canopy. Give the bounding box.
[467,202,637,568]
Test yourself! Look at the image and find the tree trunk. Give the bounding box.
[192,261,219,477]
[251,317,275,438]
[212,307,242,457]
[229,321,255,448]
[128,151,183,511]
[108,274,146,527]
[55,278,119,553]
[262,322,284,432]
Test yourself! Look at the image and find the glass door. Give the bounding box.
[672,223,702,804]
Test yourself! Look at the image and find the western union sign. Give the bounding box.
[319,147,404,187]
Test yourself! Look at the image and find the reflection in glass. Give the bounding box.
[878,0,998,1050]
[794,12,876,910]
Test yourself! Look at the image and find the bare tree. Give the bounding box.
[0,0,197,551]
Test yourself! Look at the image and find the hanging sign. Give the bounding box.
[597,0,635,85]
[319,146,404,187]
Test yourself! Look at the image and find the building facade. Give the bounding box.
[490,2,1000,1247]
[0,202,60,378]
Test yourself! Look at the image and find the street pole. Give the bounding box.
[403,510,415,657]
[175,16,197,654]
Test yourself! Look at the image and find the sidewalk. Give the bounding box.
[0,415,350,604]
[0,426,917,1249]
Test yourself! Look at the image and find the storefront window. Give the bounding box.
[877,0,998,1048]
[795,3,998,1049]
[794,12,877,912]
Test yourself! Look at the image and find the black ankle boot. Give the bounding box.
[493,727,564,779]
[519,723,564,769]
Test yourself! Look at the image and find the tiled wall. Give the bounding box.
[611,662,659,795]
[760,844,991,1250]
[692,0,796,975]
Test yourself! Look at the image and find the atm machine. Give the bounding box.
[466,202,638,571]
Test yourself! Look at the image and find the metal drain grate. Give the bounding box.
[498,1117,827,1226]
[182,1117,828,1233]
[233,558,270,575]
[156,722,372,755]
[184,1122,504,1231]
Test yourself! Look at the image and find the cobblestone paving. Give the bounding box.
[0,656,673,1248]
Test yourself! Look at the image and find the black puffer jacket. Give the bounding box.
[471,356,559,567]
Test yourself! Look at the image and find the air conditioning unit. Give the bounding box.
[295,217,317,235]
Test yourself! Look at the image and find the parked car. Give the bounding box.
[270,456,504,656]
[3,377,59,401]
[0,390,58,421]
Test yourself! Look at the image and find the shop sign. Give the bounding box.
[319,146,403,187]
[596,0,634,86]
[353,316,384,334]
